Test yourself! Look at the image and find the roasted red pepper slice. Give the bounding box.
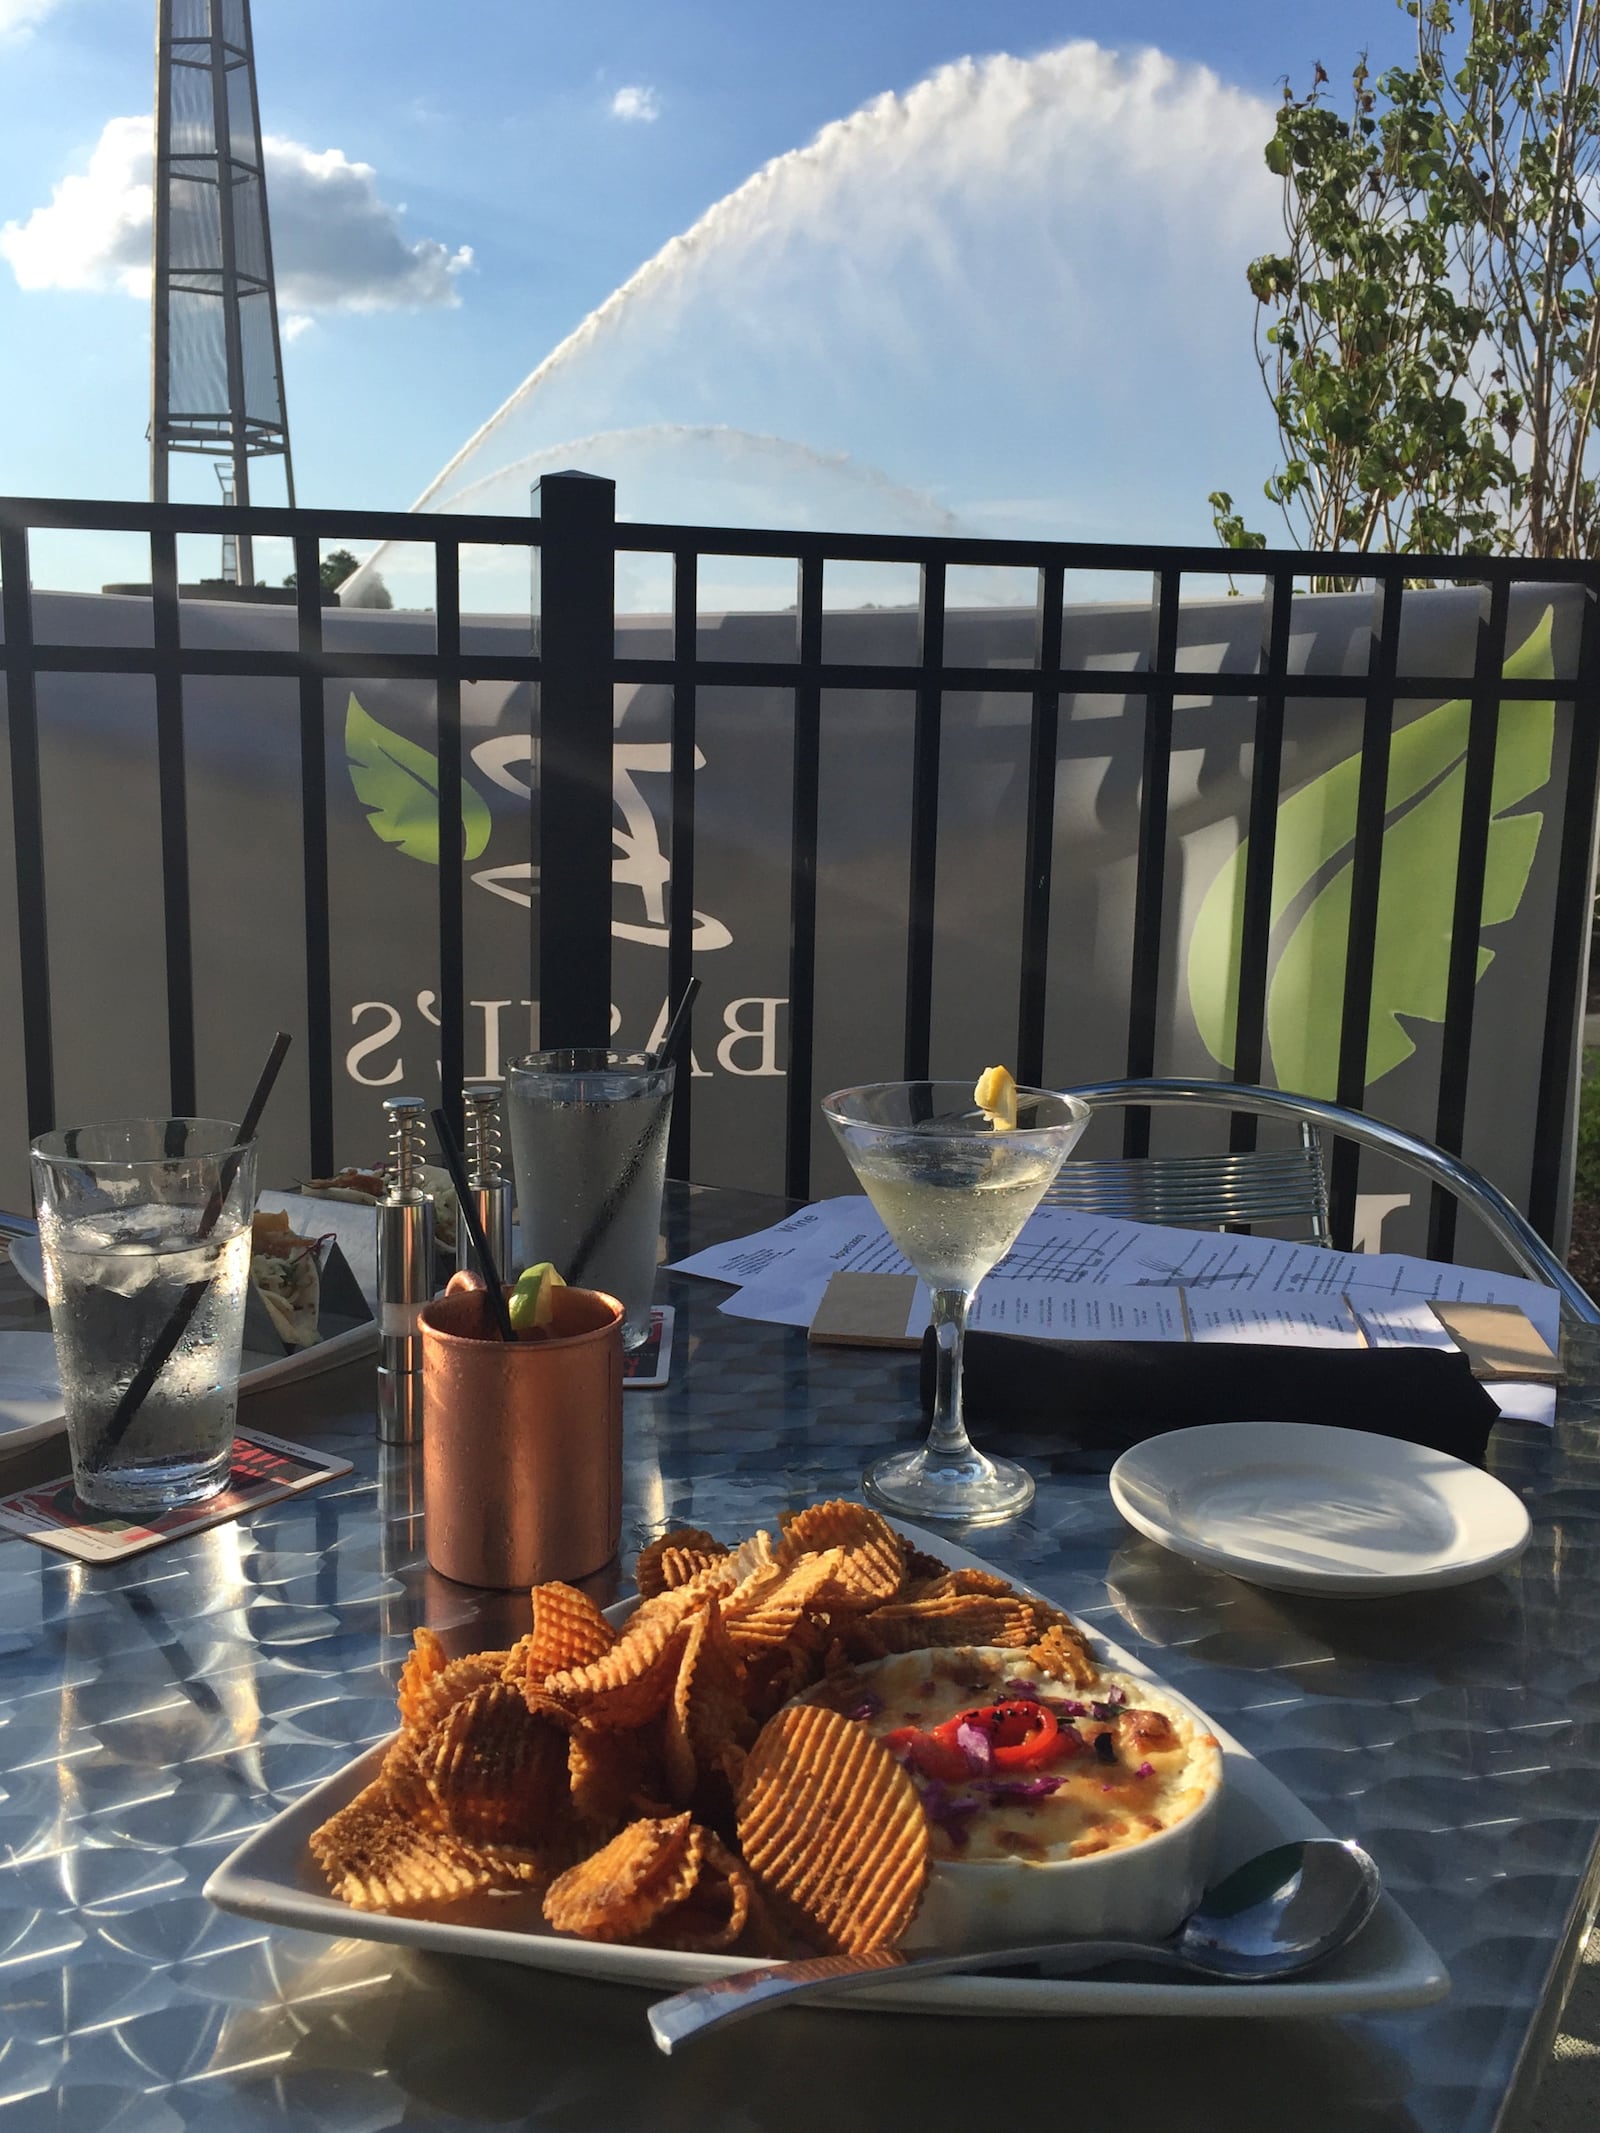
[929,1700,1062,1770]
[882,1725,973,1783]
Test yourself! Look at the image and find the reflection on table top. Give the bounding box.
[1,1181,1598,2133]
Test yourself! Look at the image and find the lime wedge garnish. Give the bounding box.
[509,1261,567,1332]
[974,1065,1018,1132]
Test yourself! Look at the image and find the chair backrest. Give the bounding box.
[1056,1077,1599,1323]
[1044,1123,1329,1240]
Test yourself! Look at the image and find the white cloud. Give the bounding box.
[0,0,62,35]
[610,85,660,123]
[280,312,315,342]
[0,115,474,311]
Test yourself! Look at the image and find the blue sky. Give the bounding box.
[0,1,1419,589]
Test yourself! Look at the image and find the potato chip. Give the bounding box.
[525,1581,618,1681]
[424,1681,573,1845]
[396,1626,450,1729]
[903,1544,952,1583]
[736,1702,928,1954]
[401,1651,506,1742]
[735,1705,927,1952]
[1026,1618,1098,1688]
[636,1526,730,1600]
[310,1780,491,1912]
[567,1719,670,1832]
[778,1500,905,1604]
[545,1601,693,1728]
[643,1830,754,1952]
[850,1593,1041,1655]
[663,1596,750,1803]
[908,1567,1017,1602]
[542,1812,703,1941]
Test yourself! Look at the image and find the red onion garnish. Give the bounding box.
[1136,1760,1155,1779]
[955,1720,993,1773]
[1000,1678,1042,1700]
[845,1692,884,1723]
[986,1775,1064,1802]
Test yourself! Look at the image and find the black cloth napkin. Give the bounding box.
[918,1330,1503,1465]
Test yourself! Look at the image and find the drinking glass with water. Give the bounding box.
[506,1050,674,1350]
[31,1119,257,1515]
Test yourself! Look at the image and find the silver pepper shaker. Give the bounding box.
[459,1079,516,1288]
[376,1095,435,1443]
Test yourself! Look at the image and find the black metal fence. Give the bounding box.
[3,479,1598,1255]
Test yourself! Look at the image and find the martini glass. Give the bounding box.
[823,1080,1089,1525]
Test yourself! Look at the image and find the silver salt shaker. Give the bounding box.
[459,1079,516,1288]
[376,1095,435,1443]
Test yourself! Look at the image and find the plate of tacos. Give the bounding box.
[7,1194,378,1394]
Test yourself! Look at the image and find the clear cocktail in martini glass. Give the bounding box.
[823,1078,1089,1524]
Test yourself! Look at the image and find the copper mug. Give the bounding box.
[420,1271,624,1589]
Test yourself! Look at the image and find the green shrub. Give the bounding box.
[1577,1049,1600,1204]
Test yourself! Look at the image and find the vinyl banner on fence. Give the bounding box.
[1,580,1587,1266]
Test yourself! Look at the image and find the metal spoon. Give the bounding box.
[648,1837,1381,2054]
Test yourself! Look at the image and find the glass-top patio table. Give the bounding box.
[2,1180,1598,2133]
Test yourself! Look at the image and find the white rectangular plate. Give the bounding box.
[204,1517,1449,2019]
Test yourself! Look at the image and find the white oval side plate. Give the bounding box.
[1110,1421,1532,1596]
[203,1515,1450,2021]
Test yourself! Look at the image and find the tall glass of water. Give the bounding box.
[30,1119,257,1515]
[824,1081,1089,1525]
[506,1050,674,1351]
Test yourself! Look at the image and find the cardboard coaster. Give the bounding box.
[0,1426,353,1564]
[623,1305,675,1388]
[808,1271,922,1349]
[1429,1301,1564,1382]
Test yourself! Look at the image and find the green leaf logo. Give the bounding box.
[1187,605,1556,1096]
[345,693,492,866]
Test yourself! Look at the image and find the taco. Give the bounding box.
[250,1211,328,1350]
[299,1163,459,1251]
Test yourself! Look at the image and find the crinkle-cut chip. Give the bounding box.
[663,1597,751,1803]
[567,1719,670,1833]
[849,1593,1042,1656]
[526,1582,618,1681]
[310,1780,491,1913]
[642,1830,753,1952]
[636,1526,729,1600]
[736,1703,928,1955]
[545,1605,692,1727]
[424,1681,573,1845]
[908,1567,1017,1602]
[724,1550,848,1644]
[724,1529,776,1581]
[462,1836,588,1894]
[777,1501,906,1604]
[1026,1618,1099,1689]
[396,1627,450,1730]
[499,1635,535,1686]
[903,1545,951,1583]
[378,1732,448,1828]
[542,1812,703,1941]
[403,1652,505,1742]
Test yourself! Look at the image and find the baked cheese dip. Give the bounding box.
[805,1646,1222,1866]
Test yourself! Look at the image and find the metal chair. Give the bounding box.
[1049,1076,1599,1325]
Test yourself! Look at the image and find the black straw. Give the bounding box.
[429,1108,516,1340]
[103,1031,293,1449]
[650,976,701,1070]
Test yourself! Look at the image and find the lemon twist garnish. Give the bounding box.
[509,1261,567,1334]
[974,1064,1018,1132]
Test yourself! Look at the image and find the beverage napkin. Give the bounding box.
[919,1330,1504,1465]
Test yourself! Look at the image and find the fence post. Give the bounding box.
[532,471,615,1047]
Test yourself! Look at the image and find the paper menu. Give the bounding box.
[1182,1292,1365,1347]
[685,1196,1562,1331]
